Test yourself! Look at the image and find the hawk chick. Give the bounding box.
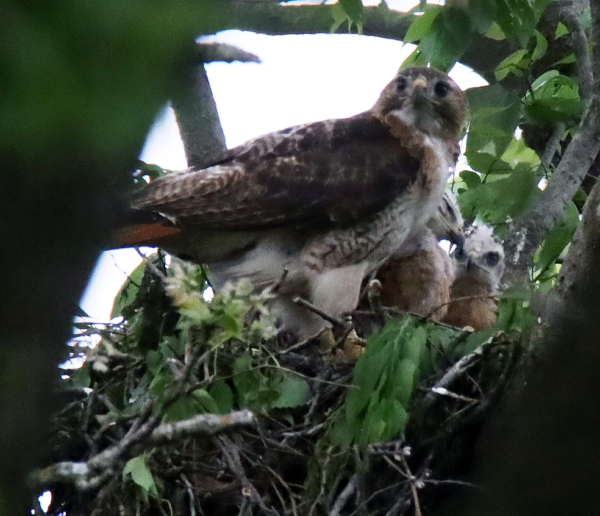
[377,191,464,320]
[115,67,468,337]
[442,224,505,330]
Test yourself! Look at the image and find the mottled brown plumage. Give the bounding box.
[117,67,468,336]
[378,191,464,320]
[442,225,505,330]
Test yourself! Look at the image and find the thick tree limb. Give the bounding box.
[194,42,261,64]
[502,0,600,285]
[558,4,593,101]
[223,1,511,80]
[30,410,256,491]
[171,64,227,168]
[463,179,600,516]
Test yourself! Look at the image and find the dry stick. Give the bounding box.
[215,435,268,512]
[31,411,256,490]
[399,455,423,516]
[329,473,360,516]
[293,296,348,329]
[420,343,489,410]
[181,474,197,516]
[426,294,498,321]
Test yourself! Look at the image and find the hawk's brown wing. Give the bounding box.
[132,113,421,231]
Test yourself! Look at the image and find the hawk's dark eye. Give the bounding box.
[485,252,500,267]
[396,77,407,92]
[434,81,450,98]
[454,248,467,261]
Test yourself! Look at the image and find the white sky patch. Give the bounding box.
[80,30,486,321]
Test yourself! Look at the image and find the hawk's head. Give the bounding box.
[453,224,505,292]
[372,67,468,141]
[427,190,465,248]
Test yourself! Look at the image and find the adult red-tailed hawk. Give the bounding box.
[377,190,464,320]
[442,224,505,330]
[116,67,468,336]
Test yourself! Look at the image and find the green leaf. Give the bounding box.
[459,168,538,223]
[71,362,91,388]
[460,170,482,189]
[396,359,418,407]
[501,137,540,169]
[494,49,529,81]
[191,389,220,413]
[271,374,309,409]
[495,0,538,46]
[209,380,234,413]
[525,71,582,123]
[555,22,568,39]
[111,260,147,319]
[338,0,364,25]
[123,455,158,500]
[467,0,498,34]
[536,201,579,274]
[531,30,548,61]
[496,287,535,332]
[163,395,200,422]
[418,8,473,71]
[466,85,520,169]
[403,5,443,43]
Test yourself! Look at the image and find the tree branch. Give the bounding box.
[194,42,261,64]
[30,410,256,491]
[223,2,511,80]
[558,3,593,102]
[463,179,600,516]
[171,64,227,168]
[502,5,600,288]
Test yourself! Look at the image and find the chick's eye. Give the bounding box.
[396,77,407,92]
[485,252,500,266]
[435,81,450,98]
[454,248,466,261]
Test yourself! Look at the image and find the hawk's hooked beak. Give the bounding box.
[412,77,428,100]
[450,229,465,251]
[412,77,428,89]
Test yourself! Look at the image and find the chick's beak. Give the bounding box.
[450,230,465,251]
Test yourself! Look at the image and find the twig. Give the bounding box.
[30,411,256,490]
[293,296,349,329]
[181,474,197,516]
[540,122,566,172]
[329,473,359,516]
[420,342,490,410]
[135,248,167,279]
[399,455,423,516]
[559,4,593,102]
[426,294,498,320]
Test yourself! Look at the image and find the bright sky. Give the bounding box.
[79,28,486,321]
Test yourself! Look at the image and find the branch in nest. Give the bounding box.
[293,296,349,329]
[30,410,256,491]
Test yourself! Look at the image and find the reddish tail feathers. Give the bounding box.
[112,224,181,249]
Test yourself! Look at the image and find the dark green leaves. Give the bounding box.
[331,0,364,33]
[111,260,146,319]
[123,455,158,502]
[524,71,582,124]
[403,6,474,71]
[536,201,580,276]
[465,84,521,173]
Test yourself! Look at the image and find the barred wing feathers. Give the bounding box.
[133,113,421,230]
